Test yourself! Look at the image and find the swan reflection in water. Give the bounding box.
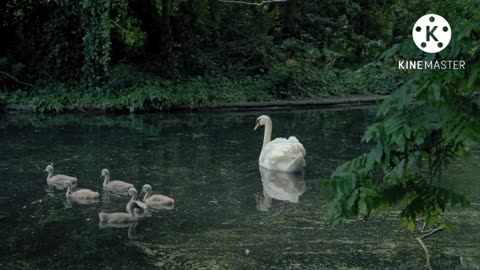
[460,256,480,270]
[255,167,306,211]
[99,222,141,240]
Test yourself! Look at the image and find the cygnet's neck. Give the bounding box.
[103,173,110,186]
[126,202,135,216]
[66,184,72,198]
[143,190,151,201]
[130,192,137,202]
[46,170,53,180]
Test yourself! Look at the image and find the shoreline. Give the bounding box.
[0,94,387,113]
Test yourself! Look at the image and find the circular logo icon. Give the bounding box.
[412,14,451,53]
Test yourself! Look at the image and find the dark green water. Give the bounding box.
[0,108,479,269]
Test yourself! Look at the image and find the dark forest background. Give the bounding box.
[0,0,477,111]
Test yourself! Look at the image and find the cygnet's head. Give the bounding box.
[142,184,152,193]
[128,187,137,196]
[44,164,54,173]
[64,180,73,189]
[101,169,110,177]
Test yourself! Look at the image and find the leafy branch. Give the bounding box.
[326,17,480,229]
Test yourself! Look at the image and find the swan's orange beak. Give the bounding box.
[253,123,260,131]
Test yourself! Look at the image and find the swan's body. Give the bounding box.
[128,188,148,217]
[98,201,139,224]
[65,181,99,203]
[44,165,78,188]
[256,167,305,211]
[101,169,134,191]
[254,115,306,172]
[141,184,174,209]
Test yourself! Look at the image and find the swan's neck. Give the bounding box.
[103,173,110,186]
[66,185,72,198]
[130,193,137,202]
[262,118,273,150]
[143,190,151,201]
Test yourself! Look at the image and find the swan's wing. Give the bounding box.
[260,137,306,172]
[287,136,306,157]
[101,212,131,223]
[149,194,174,204]
[49,174,77,183]
[107,180,133,190]
[264,138,305,161]
[72,189,99,200]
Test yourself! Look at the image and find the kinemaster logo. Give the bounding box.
[413,14,451,53]
[398,14,465,70]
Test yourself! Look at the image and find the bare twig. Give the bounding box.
[0,71,33,87]
[326,56,339,68]
[421,221,427,232]
[219,0,287,5]
[416,226,445,270]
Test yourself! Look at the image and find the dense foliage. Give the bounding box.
[326,2,480,231]
[0,0,431,111]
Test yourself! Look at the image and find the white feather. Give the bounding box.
[260,137,306,172]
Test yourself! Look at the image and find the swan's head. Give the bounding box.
[101,169,110,177]
[128,187,137,196]
[254,115,271,131]
[44,164,54,173]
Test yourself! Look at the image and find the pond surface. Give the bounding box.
[0,107,479,269]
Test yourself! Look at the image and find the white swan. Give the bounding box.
[44,164,78,188]
[254,115,306,172]
[98,201,139,224]
[65,181,100,203]
[128,187,148,217]
[101,169,134,191]
[141,184,174,210]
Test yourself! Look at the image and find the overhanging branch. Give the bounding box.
[0,71,33,87]
[416,226,445,270]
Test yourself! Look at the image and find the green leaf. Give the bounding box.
[358,199,367,215]
[407,221,415,232]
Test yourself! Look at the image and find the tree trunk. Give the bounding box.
[160,0,173,61]
[282,0,297,37]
